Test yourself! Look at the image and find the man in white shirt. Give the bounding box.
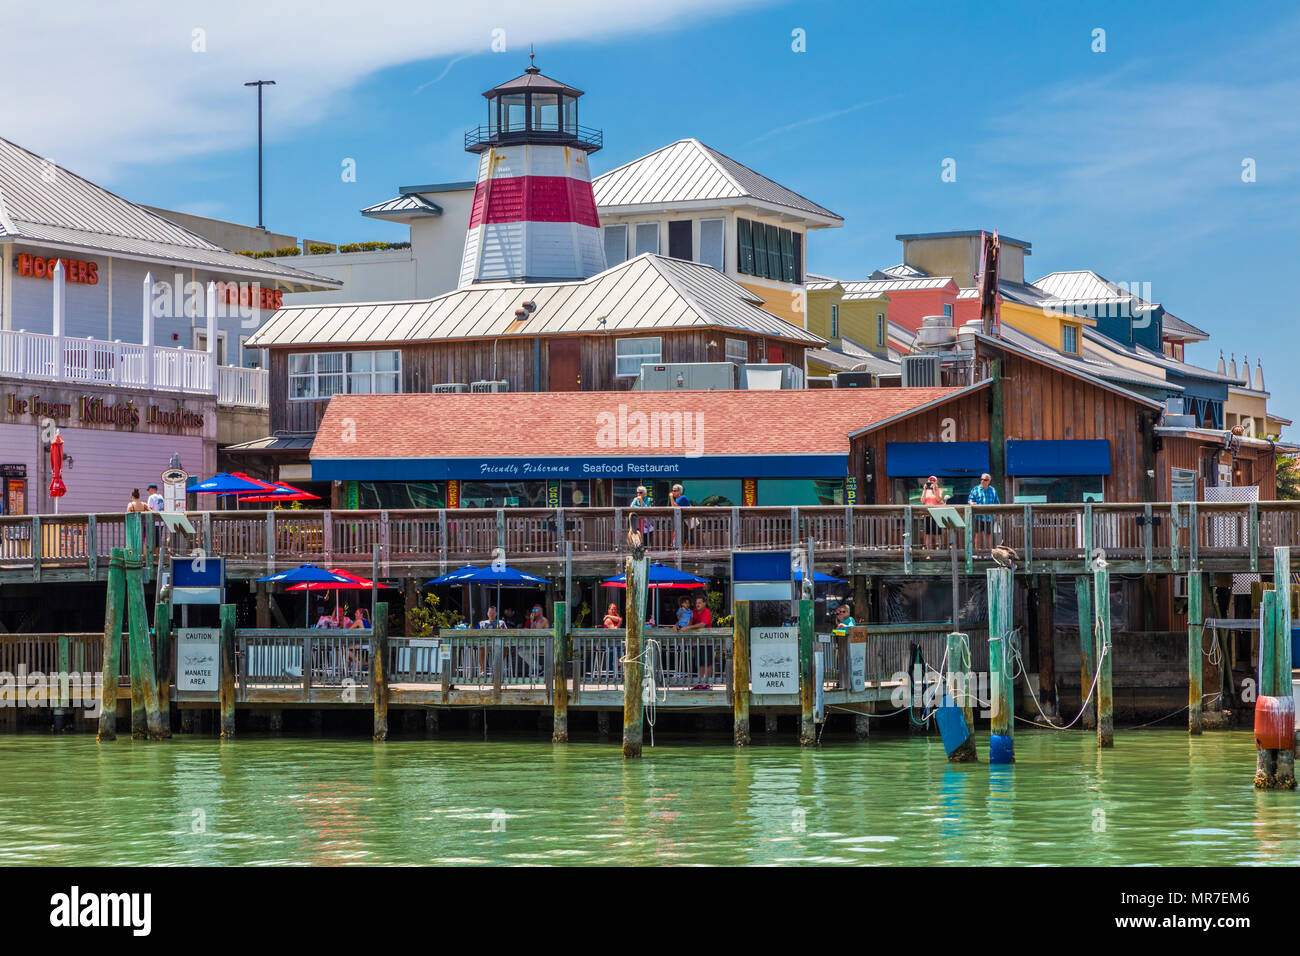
[146,484,165,512]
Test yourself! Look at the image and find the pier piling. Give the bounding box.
[124,515,164,740]
[1188,571,1203,735]
[622,554,647,759]
[97,548,125,741]
[733,600,751,747]
[1095,567,1113,749]
[371,601,389,741]
[987,567,1013,763]
[1273,549,1295,788]
[219,604,236,738]
[798,598,815,747]
[154,600,173,738]
[945,631,977,762]
[552,601,569,743]
[1076,575,1096,730]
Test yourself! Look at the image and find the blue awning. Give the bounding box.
[1006,439,1111,476]
[885,442,990,478]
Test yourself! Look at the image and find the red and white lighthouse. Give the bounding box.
[459,59,606,287]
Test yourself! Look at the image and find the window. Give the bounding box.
[615,336,661,377]
[1012,476,1104,503]
[530,93,559,131]
[943,304,953,319]
[830,305,839,339]
[603,224,628,267]
[1062,324,1078,354]
[634,222,659,256]
[288,350,400,399]
[758,479,844,507]
[498,93,526,132]
[725,338,748,365]
[699,218,725,272]
[193,329,227,366]
[737,218,801,283]
[876,313,885,347]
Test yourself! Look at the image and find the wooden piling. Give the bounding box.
[552,600,569,742]
[622,554,647,759]
[946,631,977,761]
[1273,548,1295,787]
[1076,575,1096,730]
[1188,571,1203,735]
[1095,567,1113,748]
[154,600,173,739]
[219,603,236,738]
[732,600,751,747]
[97,548,125,741]
[987,567,1014,763]
[55,634,70,732]
[370,601,389,740]
[1036,575,1057,717]
[124,514,164,740]
[797,598,816,746]
[1255,589,1279,787]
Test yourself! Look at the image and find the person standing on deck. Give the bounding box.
[967,473,1000,554]
[671,483,694,547]
[146,484,164,512]
[630,485,654,542]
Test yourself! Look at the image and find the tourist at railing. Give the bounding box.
[527,604,549,629]
[603,603,622,628]
[502,607,519,629]
[671,483,697,547]
[967,473,1001,553]
[477,605,505,629]
[680,595,715,690]
[630,485,655,541]
[349,607,370,629]
[920,476,944,549]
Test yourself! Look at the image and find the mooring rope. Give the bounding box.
[1003,624,1111,732]
[618,637,666,746]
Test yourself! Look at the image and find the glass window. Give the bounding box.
[530,93,559,131]
[561,96,577,134]
[1012,476,1104,503]
[877,313,885,346]
[699,218,725,272]
[603,224,628,267]
[750,221,768,279]
[1063,325,1078,354]
[830,305,839,339]
[615,336,662,377]
[290,350,400,400]
[499,93,526,132]
[357,481,446,510]
[893,476,978,506]
[737,219,754,275]
[460,481,550,509]
[562,480,590,507]
[943,304,953,318]
[634,222,659,256]
[725,337,748,365]
[662,478,742,507]
[792,232,802,284]
[758,479,844,506]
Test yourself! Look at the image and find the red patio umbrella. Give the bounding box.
[48,432,66,513]
[287,568,393,624]
[237,480,321,503]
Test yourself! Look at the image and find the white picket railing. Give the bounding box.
[0,328,267,408]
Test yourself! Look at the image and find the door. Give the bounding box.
[548,339,582,391]
[767,344,784,364]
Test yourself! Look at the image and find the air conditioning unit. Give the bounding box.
[901,353,941,387]
[834,371,875,388]
[634,362,739,391]
[741,363,804,390]
[470,380,509,393]
[432,383,469,393]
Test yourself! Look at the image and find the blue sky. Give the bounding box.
[4,0,1298,425]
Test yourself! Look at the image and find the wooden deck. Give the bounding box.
[0,500,1292,584]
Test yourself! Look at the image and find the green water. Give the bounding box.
[0,730,1295,866]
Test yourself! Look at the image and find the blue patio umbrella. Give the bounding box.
[191,472,272,494]
[425,564,550,626]
[794,569,847,584]
[258,564,358,625]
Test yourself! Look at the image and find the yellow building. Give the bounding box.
[802,275,893,378]
[593,139,842,335]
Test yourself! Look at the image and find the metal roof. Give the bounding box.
[482,67,583,98]
[997,323,1179,393]
[593,139,842,224]
[895,230,1032,250]
[872,263,928,279]
[1081,327,1240,384]
[1160,312,1209,341]
[807,344,900,375]
[360,194,443,220]
[0,137,339,290]
[838,276,955,296]
[246,252,826,349]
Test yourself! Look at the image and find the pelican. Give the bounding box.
[991,545,1019,570]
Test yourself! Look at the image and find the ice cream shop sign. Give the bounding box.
[4,392,204,432]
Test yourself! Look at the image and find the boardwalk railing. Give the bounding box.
[3,501,1295,580]
[0,328,267,407]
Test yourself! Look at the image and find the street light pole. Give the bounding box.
[243,80,276,228]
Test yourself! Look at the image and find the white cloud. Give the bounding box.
[0,0,758,180]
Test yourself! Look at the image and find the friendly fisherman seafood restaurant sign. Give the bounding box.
[3,391,206,433]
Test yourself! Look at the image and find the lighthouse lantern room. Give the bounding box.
[459,57,606,287]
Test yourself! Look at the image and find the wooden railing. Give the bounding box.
[2,502,1297,579]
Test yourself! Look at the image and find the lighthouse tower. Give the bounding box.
[459,58,606,287]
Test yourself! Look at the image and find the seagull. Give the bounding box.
[991,545,1019,570]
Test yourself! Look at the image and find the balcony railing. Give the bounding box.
[0,328,267,408]
[463,124,603,153]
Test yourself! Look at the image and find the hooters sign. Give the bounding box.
[215,281,283,311]
[15,253,99,285]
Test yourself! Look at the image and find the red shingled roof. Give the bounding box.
[312,388,968,460]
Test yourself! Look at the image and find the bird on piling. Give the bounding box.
[991,545,1019,570]
[626,520,646,560]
